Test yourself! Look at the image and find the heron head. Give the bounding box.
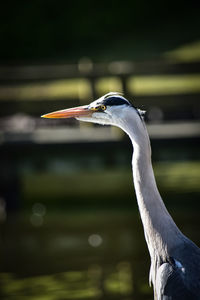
[41,92,145,128]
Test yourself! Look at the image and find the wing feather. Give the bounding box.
[156,262,199,300]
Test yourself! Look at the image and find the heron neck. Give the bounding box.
[122,113,183,259]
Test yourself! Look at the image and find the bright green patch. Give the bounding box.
[128,74,200,96]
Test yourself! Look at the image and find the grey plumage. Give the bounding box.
[42,92,200,299]
[156,239,200,299]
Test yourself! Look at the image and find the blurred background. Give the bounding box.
[0,1,200,299]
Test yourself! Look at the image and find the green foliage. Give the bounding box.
[21,161,200,209]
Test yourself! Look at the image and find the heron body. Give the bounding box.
[42,92,200,299]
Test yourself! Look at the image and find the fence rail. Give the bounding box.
[0,59,200,125]
[1,60,200,81]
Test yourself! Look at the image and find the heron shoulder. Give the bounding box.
[156,261,198,300]
[156,239,200,299]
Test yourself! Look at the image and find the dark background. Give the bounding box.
[1,1,200,62]
[0,2,200,300]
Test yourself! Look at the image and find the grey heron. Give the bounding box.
[42,92,200,299]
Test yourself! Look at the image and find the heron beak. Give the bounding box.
[41,105,93,119]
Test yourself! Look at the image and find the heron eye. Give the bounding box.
[91,105,106,112]
[100,105,106,111]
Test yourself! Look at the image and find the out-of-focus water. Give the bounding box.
[0,139,200,299]
[1,209,200,300]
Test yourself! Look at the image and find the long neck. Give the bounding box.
[119,109,184,282]
[131,126,182,252]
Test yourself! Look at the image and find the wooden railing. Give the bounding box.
[0,59,200,122]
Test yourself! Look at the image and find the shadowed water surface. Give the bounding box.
[0,140,200,299]
[1,209,200,300]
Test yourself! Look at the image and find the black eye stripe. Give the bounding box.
[102,96,131,106]
[101,96,144,120]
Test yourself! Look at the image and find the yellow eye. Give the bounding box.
[100,105,106,111]
[91,105,106,111]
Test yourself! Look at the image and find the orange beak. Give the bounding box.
[41,105,93,119]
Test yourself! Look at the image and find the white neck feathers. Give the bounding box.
[118,107,183,284]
